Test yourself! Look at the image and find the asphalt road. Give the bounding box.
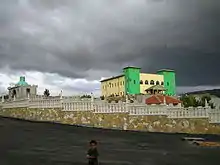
[0,117,220,165]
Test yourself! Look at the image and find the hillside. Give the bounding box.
[186,89,220,98]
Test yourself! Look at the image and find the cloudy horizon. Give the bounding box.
[0,0,219,96]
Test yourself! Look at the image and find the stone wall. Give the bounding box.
[0,108,220,134]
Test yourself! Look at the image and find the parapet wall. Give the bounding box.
[1,108,220,134]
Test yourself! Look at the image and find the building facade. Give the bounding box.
[7,76,38,100]
[101,66,176,97]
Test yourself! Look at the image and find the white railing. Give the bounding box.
[209,109,220,123]
[2,99,29,108]
[129,104,167,115]
[2,98,62,109]
[1,97,220,124]
[29,99,62,109]
[62,100,93,111]
[167,107,209,118]
[94,102,127,113]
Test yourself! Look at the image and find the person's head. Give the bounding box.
[89,140,97,149]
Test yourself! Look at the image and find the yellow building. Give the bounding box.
[139,73,164,94]
[100,66,176,97]
[101,75,125,97]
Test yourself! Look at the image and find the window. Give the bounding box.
[167,82,169,86]
[140,80,143,84]
[120,82,122,85]
[134,80,136,84]
[161,82,164,85]
[150,80,154,85]
[156,81,160,85]
[145,80,148,85]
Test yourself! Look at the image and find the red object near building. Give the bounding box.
[145,95,182,106]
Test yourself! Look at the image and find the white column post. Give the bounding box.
[205,99,209,108]
[91,93,94,111]
[60,90,63,109]
[1,95,4,103]
[60,90,63,99]
[125,94,129,113]
[163,95,167,105]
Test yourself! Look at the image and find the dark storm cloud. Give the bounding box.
[0,0,219,86]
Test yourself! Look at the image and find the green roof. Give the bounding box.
[157,69,175,73]
[16,76,28,86]
[123,66,141,70]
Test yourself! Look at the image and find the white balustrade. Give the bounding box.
[2,97,62,109]
[62,100,93,111]
[1,95,220,124]
[209,109,220,123]
[94,102,127,113]
[167,107,209,118]
[129,104,167,115]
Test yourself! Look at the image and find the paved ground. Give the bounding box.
[1,117,220,165]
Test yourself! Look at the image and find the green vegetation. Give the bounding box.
[80,95,91,98]
[180,94,215,109]
[107,95,125,103]
[102,94,137,103]
[100,96,104,100]
[43,89,50,97]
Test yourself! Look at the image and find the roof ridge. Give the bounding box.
[155,95,162,103]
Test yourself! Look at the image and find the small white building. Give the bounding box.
[7,76,38,100]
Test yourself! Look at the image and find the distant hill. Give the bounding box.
[186,89,220,98]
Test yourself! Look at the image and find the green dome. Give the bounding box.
[16,76,28,86]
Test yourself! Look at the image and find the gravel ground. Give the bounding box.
[0,117,220,165]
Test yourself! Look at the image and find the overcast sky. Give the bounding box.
[0,0,219,96]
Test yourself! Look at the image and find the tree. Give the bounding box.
[80,95,91,98]
[180,95,199,107]
[44,89,50,97]
[180,94,215,109]
[200,95,215,109]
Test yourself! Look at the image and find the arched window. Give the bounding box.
[161,81,164,85]
[145,80,148,85]
[150,80,154,85]
[156,81,160,85]
[140,80,143,84]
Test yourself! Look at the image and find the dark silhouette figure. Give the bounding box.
[86,140,99,165]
